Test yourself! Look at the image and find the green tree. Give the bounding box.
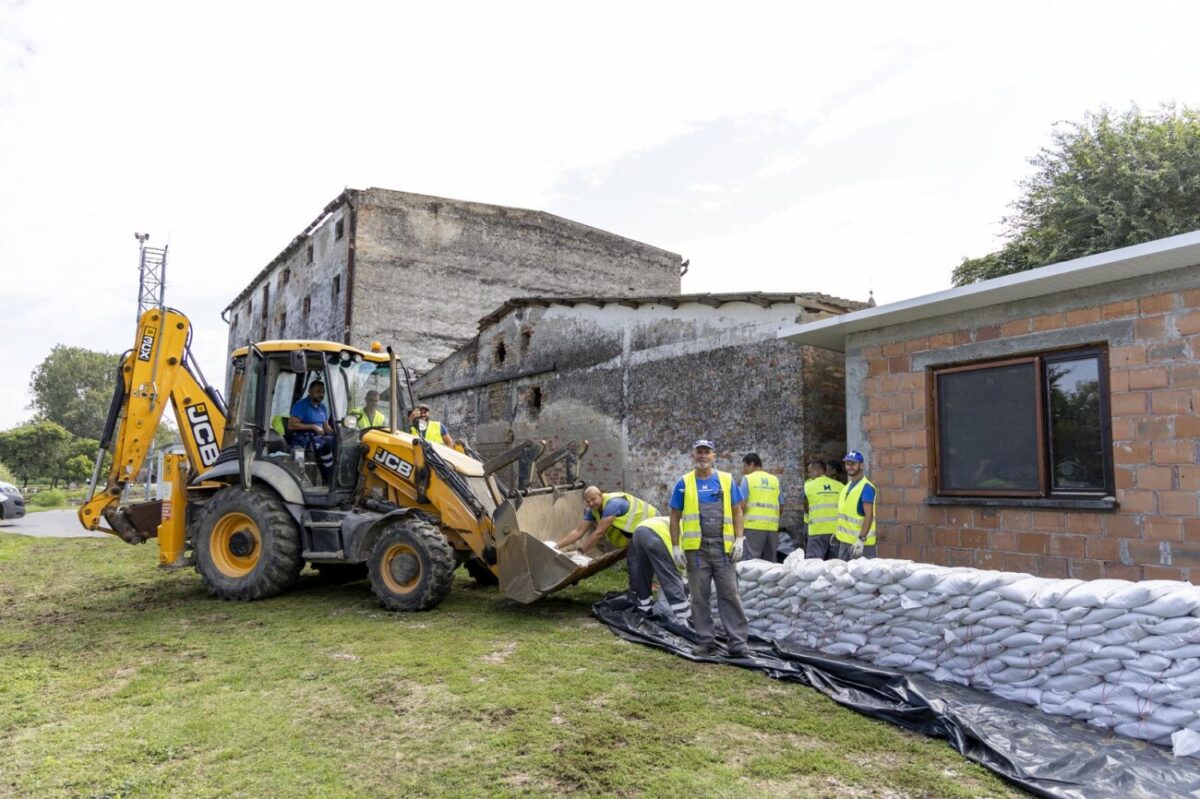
[28,345,122,440]
[155,421,181,450]
[0,421,72,487]
[954,105,1200,285]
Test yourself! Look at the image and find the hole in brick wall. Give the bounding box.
[332,274,341,298]
[520,328,532,353]
[306,244,314,264]
[527,386,542,415]
[335,219,344,240]
[494,338,507,367]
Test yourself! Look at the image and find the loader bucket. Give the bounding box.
[496,486,628,604]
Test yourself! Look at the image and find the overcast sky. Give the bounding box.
[1,0,1198,431]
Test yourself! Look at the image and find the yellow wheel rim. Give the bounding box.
[381,543,421,595]
[210,512,261,578]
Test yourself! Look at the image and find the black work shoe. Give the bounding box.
[693,643,718,657]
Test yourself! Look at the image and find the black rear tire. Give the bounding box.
[193,486,303,601]
[368,517,455,611]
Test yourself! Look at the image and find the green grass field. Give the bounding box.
[0,532,1025,798]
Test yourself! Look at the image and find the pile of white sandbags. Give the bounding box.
[732,555,1200,752]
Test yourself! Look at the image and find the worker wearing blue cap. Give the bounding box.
[669,439,749,658]
[834,450,877,559]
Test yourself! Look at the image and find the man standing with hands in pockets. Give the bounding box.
[669,439,749,658]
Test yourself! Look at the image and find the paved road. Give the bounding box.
[0,509,107,538]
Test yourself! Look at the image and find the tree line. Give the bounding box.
[0,346,177,488]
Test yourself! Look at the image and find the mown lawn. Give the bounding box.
[0,532,1025,798]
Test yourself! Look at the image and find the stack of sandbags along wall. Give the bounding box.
[733,556,1200,749]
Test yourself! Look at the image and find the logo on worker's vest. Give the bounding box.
[185,403,220,467]
[137,326,156,361]
[372,447,414,479]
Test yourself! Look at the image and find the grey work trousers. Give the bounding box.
[627,527,689,616]
[835,539,878,560]
[686,537,748,650]
[805,533,835,560]
[743,529,779,562]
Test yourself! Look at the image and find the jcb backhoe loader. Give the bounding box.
[79,307,625,610]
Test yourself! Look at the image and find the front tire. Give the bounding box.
[368,517,455,611]
[193,486,303,601]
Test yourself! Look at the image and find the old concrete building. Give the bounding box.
[223,188,683,370]
[415,292,863,533]
[782,230,1200,582]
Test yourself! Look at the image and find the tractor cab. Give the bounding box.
[226,341,394,504]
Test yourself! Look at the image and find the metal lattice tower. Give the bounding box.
[134,232,168,317]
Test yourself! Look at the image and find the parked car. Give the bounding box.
[0,481,25,520]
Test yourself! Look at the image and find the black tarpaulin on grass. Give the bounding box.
[592,592,1200,799]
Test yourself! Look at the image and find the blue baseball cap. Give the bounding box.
[843,450,865,463]
[693,439,716,450]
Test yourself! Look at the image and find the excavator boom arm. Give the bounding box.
[78,308,227,541]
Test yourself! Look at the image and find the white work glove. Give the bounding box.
[672,545,685,570]
[851,539,865,559]
[732,538,744,562]
[545,540,559,550]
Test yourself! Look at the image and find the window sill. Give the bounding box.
[926,496,1118,511]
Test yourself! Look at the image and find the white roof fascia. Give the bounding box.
[778,230,1200,352]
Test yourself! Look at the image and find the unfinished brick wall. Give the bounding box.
[848,267,1200,582]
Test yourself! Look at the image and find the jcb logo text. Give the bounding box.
[372,447,414,479]
[186,404,220,467]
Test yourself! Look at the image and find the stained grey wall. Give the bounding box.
[417,300,851,533]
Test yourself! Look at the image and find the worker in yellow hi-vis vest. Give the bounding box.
[834,450,877,560]
[408,403,455,446]
[669,439,749,659]
[556,486,658,554]
[801,460,844,560]
[739,452,782,562]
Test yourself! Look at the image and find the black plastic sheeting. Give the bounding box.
[592,592,1200,799]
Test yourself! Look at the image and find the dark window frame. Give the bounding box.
[930,345,1113,499]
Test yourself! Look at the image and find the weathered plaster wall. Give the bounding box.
[225,187,683,373]
[225,205,351,353]
[418,300,851,533]
[348,189,682,369]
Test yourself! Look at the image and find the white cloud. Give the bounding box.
[1,0,1199,429]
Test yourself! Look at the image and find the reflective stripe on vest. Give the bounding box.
[835,477,877,545]
[743,471,781,531]
[680,470,734,553]
[638,516,674,552]
[411,420,445,444]
[590,492,658,548]
[803,477,844,537]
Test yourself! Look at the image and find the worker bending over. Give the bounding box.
[557,486,658,554]
[739,452,782,561]
[670,439,749,658]
[626,516,690,619]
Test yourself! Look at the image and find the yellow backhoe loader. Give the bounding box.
[79,307,624,610]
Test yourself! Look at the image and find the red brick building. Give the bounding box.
[780,231,1200,582]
